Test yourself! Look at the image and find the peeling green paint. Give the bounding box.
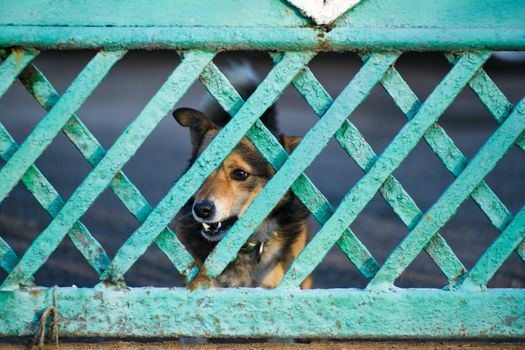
[203,53,398,280]
[200,57,379,279]
[1,0,525,50]
[104,51,315,281]
[1,287,524,338]
[1,50,213,287]
[0,0,524,340]
[281,52,491,288]
[4,53,200,280]
[370,97,525,288]
[463,205,525,289]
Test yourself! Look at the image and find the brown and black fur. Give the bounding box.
[173,105,312,289]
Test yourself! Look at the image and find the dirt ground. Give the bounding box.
[0,51,524,289]
[2,340,525,350]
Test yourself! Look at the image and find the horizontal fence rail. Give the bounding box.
[0,0,525,341]
[1,0,525,50]
[1,287,524,338]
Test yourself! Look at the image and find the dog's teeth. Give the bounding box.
[217,222,221,229]
[203,223,211,230]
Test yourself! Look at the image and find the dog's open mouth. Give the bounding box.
[200,216,238,241]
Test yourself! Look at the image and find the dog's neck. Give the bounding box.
[249,217,279,244]
[243,192,306,246]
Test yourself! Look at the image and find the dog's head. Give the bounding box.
[174,108,300,242]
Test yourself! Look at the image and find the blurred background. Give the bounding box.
[0,51,523,289]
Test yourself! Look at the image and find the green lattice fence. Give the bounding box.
[0,0,524,340]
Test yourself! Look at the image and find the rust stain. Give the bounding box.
[451,267,466,284]
[180,260,199,286]
[12,48,24,69]
[187,265,212,290]
[425,215,432,221]
[29,289,43,296]
[101,279,126,289]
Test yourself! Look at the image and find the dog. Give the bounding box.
[172,64,311,288]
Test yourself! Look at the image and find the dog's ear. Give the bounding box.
[173,108,216,155]
[280,135,302,154]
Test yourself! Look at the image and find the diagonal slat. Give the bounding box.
[369,97,525,287]
[0,49,114,276]
[275,52,464,283]
[0,236,18,274]
[0,48,38,272]
[374,57,514,282]
[461,205,525,289]
[280,52,490,288]
[1,50,213,287]
[447,55,525,266]
[12,57,200,280]
[517,239,525,263]
[281,53,461,281]
[202,53,399,280]
[380,53,525,282]
[101,51,316,282]
[0,50,125,204]
[0,48,39,273]
[380,55,512,230]
[437,54,514,231]
[0,123,110,275]
[198,60,379,278]
[0,48,38,98]
[446,54,514,125]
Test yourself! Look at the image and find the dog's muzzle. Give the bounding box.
[199,216,238,241]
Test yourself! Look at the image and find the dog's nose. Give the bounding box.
[193,200,215,220]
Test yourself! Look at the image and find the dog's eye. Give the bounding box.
[231,169,249,181]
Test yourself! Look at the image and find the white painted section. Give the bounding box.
[286,0,363,25]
